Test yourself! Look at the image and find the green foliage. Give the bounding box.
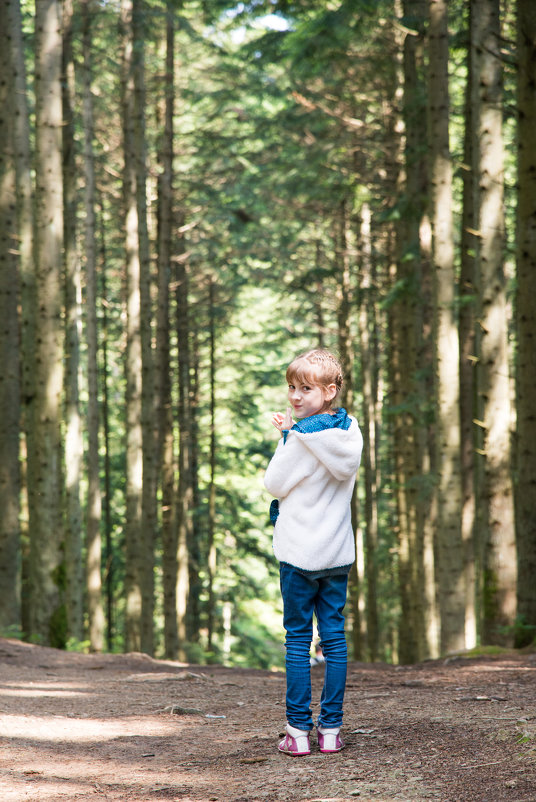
[6,0,524,670]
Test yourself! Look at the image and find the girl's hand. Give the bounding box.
[272,407,294,433]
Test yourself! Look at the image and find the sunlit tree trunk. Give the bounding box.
[157,4,178,659]
[62,0,84,644]
[459,3,478,650]
[98,232,115,651]
[188,329,202,642]
[121,0,143,653]
[176,261,193,658]
[9,0,34,637]
[207,277,217,653]
[471,0,516,645]
[131,0,158,657]
[0,3,21,632]
[336,202,363,659]
[514,0,536,648]
[31,0,66,646]
[81,0,105,652]
[390,0,432,663]
[428,0,465,654]
[358,203,379,661]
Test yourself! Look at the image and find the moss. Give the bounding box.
[49,604,68,650]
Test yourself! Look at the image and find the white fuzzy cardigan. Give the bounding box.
[264,417,363,571]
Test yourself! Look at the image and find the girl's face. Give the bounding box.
[287,380,336,420]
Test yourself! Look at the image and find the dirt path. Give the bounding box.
[0,638,534,801]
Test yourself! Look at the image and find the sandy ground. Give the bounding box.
[0,638,535,801]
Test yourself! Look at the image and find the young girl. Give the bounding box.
[265,349,363,757]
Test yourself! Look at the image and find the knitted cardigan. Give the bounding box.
[264,408,363,572]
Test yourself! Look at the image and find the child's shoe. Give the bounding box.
[278,723,311,756]
[317,725,344,753]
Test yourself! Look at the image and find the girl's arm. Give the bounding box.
[264,433,315,498]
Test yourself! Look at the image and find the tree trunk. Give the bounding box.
[471,0,516,645]
[428,0,465,654]
[207,277,217,654]
[131,0,158,657]
[459,3,478,650]
[0,2,21,632]
[390,0,432,663]
[31,0,66,647]
[187,329,202,642]
[176,261,193,658]
[10,0,35,639]
[81,0,105,652]
[98,225,115,651]
[121,0,143,653]
[157,4,179,659]
[357,203,379,661]
[514,0,536,648]
[336,202,363,660]
[62,0,84,644]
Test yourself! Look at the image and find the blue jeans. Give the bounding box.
[279,562,349,731]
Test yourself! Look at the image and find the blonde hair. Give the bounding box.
[286,349,344,397]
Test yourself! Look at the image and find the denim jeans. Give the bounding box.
[279,562,349,731]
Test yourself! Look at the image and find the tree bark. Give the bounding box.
[207,277,217,654]
[63,0,84,644]
[176,260,193,658]
[428,0,465,654]
[9,0,35,639]
[459,3,478,650]
[31,0,66,647]
[0,0,21,632]
[132,0,158,657]
[157,3,179,659]
[390,0,433,663]
[471,0,516,645]
[121,0,143,653]
[514,0,536,647]
[336,202,363,660]
[357,204,379,661]
[81,0,105,652]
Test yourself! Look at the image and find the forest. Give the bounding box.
[0,0,535,669]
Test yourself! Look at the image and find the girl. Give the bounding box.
[265,349,363,756]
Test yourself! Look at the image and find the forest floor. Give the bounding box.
[0,638,535,802]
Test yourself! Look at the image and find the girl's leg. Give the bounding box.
[279,563,317,731]
[315,573,349,729]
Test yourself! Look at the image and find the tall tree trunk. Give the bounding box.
[471,0,516,645]
[207,277,217,654]
[187,329,202,642]
[0,2,21,632]
[459,3,478,650]
[31,0,66,647]
[357,203,379,661]
[10,0,35,638]
[336,202,363,660]
[390,0,432,663]
[62,0,84,644]
[132,0,157,657]
[81,0,105,652]
[121,0,143,653]
[428,0,465,654]
[514,0,536,647]
[176,261,193,658]
[98,220,115,651]
[157,4,178,659]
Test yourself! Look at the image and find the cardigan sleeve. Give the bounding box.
[264,435,316,499]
